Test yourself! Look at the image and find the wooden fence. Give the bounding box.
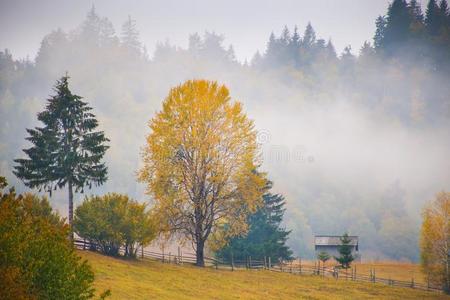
[74,239,442,293]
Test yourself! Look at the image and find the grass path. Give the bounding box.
[79,251,448,300]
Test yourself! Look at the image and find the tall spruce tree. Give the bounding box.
[121,15,141,53]
[14,75,109,239]
[335,233,355,269]
[439,0,450,27]
[374,16,387,50]
[265,32,281,67]
[215,180,293,263]
[302,22,316,48]
[426,0,442,35]
[409,0,424,22]
[290,26,301,67]
[325,39,337,59]
[384,0,411,53]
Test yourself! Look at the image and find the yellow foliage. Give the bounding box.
[420,191,450,292]
[138,80,266,263]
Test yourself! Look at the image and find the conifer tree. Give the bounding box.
[226,45,237,62]
[81,6,101,45]
[291,26,301,49]
[280,26,291,47]
[302,22,316,48]
[426,0,442,35]
[290,26,301,66]
[121,15,141,53]
[215,180,293,263]
[14,75,109,239]
[251,51,263,67]
[439,0,449,27]
[325,39,337,59]
[374,16,387,50]
[265,32,281,66]
[409,0,425,22]
[188,33,202,57]
[360,41,376,58]
[384,0,411,53]
[335,233,355,269]
[317,251,331,273]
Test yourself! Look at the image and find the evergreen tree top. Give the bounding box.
[302,22,316,47]
[291,26,301,45]
[440,0,449,15]
[409,0,424,22]
[121,15,141,51]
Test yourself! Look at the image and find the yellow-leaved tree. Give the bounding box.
[138,80,266,266]
[420,191,450,293]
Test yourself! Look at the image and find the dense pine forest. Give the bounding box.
[1,0,449,262]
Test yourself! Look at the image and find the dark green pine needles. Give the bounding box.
[14,75,109,237]
[216,180,293,263]
[335,233,356,269]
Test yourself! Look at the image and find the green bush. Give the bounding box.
[74,193,155,257]
[0,177,95,299]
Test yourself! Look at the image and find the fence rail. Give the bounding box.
[74,239,442,293]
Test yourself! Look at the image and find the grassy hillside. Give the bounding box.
[302,260,425,284]
[79,251,447,300]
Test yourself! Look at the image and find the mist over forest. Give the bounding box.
[1,0,449,261]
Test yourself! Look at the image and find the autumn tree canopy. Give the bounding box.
[74,193,155,257]
[420,191,450,293]
[0,177,95,299]
[139,80,266,266]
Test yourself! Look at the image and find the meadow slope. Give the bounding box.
[79,251,448,300]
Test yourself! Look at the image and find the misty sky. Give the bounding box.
[0,0,426,62]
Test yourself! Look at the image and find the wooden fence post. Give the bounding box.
[249,256,252,269]
[411,276,415,288]
[268,257,271,269]
[299,258,302,275]
[141,245,144,259]
[231,252,234,271]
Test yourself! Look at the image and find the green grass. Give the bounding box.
[79,250,448,300]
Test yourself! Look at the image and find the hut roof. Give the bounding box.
[314,235,359,246]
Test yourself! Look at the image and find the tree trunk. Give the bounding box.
[196,239,205,267]
[68,180,74,241]
[446,250,450,294]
